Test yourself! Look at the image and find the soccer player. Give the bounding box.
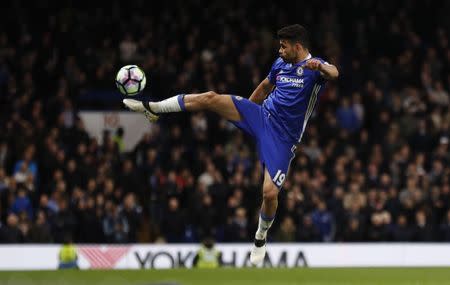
[123,24,339,265]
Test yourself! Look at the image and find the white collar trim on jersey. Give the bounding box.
[287,53,312,67]
[292,53,311,66]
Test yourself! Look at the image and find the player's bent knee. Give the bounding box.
[262,186,279,202]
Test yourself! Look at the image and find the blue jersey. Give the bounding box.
[263,54,327,143]
[229,53,330,188]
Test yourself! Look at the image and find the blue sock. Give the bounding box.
[177,94,186,111]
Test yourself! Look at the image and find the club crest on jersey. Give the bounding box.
[296,67,304,76]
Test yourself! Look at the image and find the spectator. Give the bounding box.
[391,214,414,242]
[193,237,222,268]
[427,81,449,106]
[117,160,141,196]
[13,146,38,180]
[296,215,320,242]
[103,200,130,243]
[28,210,53,243]
[113,127,126,154]
[0,214,23,243]
[311,200,335,242]
[367,212,391,242]
[224,207,248,242]
[64,159,82,191]
[161,197,186,242]
[342,218,364,242]
[343,183,366,212]
[193,193,217,240]
[52,198,76,243]
[119,35,138,62]
[121,193,142,242]
[75,196,104,243]
[413,210,435,241]
[0,168,9,193]
[440,210,450,241]
[10,188,33,219]
[274,216,297,242]
[336,97,361,132]
[0,143,12,170]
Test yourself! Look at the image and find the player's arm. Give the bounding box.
[304,59,339,80]
[249,78,274,105]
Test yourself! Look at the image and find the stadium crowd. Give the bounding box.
[0,0,450,243]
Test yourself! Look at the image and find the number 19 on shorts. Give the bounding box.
[273,170,286,187]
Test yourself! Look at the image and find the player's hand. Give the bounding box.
[303,59,322,71]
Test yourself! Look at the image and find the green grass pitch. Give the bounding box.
[0,268,450,285]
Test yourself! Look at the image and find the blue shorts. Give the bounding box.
[230,95,297,189]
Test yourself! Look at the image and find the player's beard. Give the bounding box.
[280,55,289,63]
[281,52,297,63]
[283,56,295,64]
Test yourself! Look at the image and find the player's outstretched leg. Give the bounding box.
[250,168,279,265]
[123,91,241,122]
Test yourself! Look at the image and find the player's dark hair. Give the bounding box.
[277,24,310,49]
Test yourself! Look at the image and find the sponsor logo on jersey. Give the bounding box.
[276,76,305,88]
